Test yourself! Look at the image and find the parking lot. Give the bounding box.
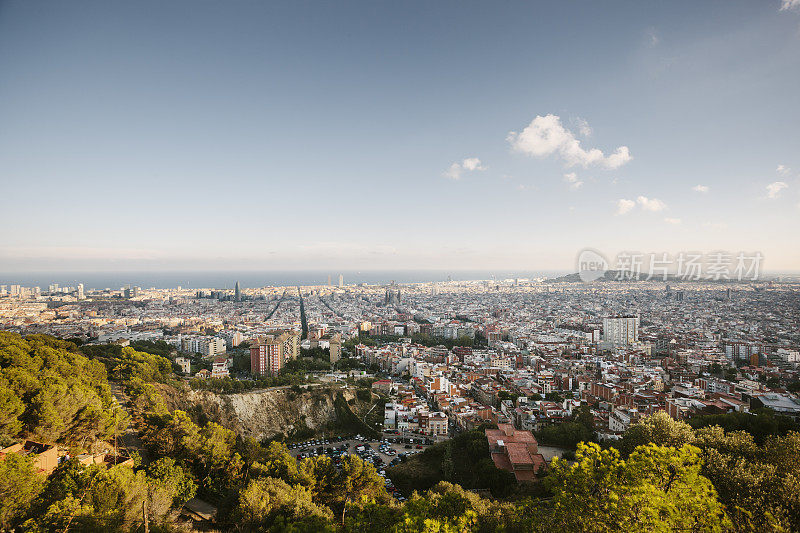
[286,434,433,501]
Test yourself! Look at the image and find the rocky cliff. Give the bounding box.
[177,385,372,441]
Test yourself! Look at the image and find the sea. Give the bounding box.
[0,270,570,290]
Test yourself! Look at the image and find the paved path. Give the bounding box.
[537,445,568,461]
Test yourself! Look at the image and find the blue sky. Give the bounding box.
[1,0,799,272]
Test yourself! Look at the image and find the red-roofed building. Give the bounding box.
[485,423,546,482]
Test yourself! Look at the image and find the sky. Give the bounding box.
[1,0,799,273]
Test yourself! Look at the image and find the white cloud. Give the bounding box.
[636,195,667,212]
[508,114,632,169]
[766,181,788,199]
[443,157,486,180]
[615,195,667,215]
[605,147,632,169]
[443,163,462,180]
[461,157,485,171]
[664,217,681,225]
[777,164,791,176]
[576,118,592,137]
[692,184,710,193]
[780,0,800,11]
[616,199,636,215]
[563,172,583,190]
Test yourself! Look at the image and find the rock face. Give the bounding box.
[185,386,356,441]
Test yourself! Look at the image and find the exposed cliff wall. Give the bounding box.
[178,386,373,441]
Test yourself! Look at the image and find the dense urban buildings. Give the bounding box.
[2,274,799,443]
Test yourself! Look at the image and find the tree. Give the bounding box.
[299,455,338,506]
[399,482,480,532]
[545,392,563,402]
[336,454,387,524]
[251,441,304,484]
[497,391,516,406]
[619,411,695,456]
[536,421,593,449]
[0,332,121,446]
[573,404,595,432]
[233,477,333,532]
[344,499,402,532]
[146,457,197,506]
[0,453,44,529]
[536,442,730,532]
[0,384,24,438]
[694,426,800,531]
[688,409,800,444]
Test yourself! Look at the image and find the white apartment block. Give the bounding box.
[603,315,639,345]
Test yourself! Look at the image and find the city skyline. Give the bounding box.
[1,1,800,272]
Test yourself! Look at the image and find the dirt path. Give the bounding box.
[110,383,150,465]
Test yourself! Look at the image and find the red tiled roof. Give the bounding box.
[506,442,534,465]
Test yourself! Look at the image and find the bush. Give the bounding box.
[356,388,372,402]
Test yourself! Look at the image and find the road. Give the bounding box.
[264,289,288,320]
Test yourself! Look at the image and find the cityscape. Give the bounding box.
[2,1,800,532]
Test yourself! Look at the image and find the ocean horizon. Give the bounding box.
[0,269,571,290]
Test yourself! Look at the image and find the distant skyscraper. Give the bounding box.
[77,283,84,300]
[603,315,639,346]
[338,274,344,287]
[327,274,332,286]
[235,281,241,302]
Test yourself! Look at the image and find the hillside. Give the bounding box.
[3,333,800,532]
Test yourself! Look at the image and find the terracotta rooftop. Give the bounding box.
[506,442,535,465]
